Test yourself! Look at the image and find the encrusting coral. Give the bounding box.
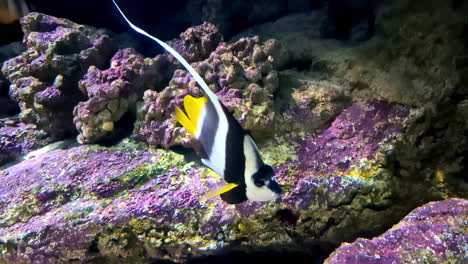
[1,12,120,138]
[73,48,175,144]
[168,22,223,63]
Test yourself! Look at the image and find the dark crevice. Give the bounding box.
[96,111,135,147]
[89,238,100,253]
[182,246,330,264]
[274,208,300,226]
[321,0,378,41]
[0,21,23,45]
[0,66,20,118]
[282,57,314,72]
[169,145,203,165]
[457,146,468,184]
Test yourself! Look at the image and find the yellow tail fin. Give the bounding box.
[175,95,208,137]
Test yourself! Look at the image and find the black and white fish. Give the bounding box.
[113,0,282,204]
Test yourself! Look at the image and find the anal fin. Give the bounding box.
[200,183,238,202]
[202,158,224,177]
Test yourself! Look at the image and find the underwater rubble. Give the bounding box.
[0,0,467,263]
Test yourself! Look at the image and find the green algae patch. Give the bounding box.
[118,163,164,187]
[93,218,205,263]
[62,206,95,226]
[0,193,40,228]
[259,137,299,166]
[116,149,190,188]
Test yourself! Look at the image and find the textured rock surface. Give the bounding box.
[0,120,51,167]
[235,0,468,200]
[135,35,289,148]
[325,198,468,264]
[275,70,351,137]
[295,101,409,178]
[1,1,467,263]
[1,12,119,138]
[168,22,223,63]
[234,0,467,108]
[73,48,175,144]
[0,100,413,263]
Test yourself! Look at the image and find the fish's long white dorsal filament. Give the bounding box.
[112,0,218,103]
[113,0,229,183]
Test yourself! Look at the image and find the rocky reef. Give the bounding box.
[168,22,223,63]
[0,0,467,263]
[0,121,51,167]
[0,100,414,263]
[325,198,468,264]
[1,12,121,138]
[73,48,174,144]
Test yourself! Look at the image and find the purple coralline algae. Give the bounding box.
[135,33,289,147]
[0,100,415,263]
[133,79,198,148]
[168,22,223,63]
[297,100,409,178]
[0,146,151,227]
[1,12,118,138]
[74,48,174,143]
[325,198,468,264]
[272,101,412,243]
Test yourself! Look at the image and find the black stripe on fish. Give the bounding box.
[220,103,250,203]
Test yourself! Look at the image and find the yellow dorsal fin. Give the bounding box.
[175,95,208,137]
[184,95,207,125]
[175,106,196,136]
[200,183,238,202]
